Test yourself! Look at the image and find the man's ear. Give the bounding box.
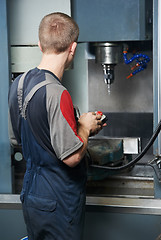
[38,41,43,52]
[70,42,77,56]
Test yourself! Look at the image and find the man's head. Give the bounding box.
[38,12,79,54]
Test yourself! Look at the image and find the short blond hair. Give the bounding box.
[39,12,79,54]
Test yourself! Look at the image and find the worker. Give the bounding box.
[8,12,106,240]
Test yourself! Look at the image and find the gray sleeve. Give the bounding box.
[46,85,83,160]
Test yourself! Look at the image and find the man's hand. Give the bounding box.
[78,112,106,136]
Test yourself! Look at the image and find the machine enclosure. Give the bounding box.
[72,0,152,42]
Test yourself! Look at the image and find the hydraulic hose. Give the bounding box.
[91,120,161,171]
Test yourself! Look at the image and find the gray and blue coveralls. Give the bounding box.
[8,68,87,240]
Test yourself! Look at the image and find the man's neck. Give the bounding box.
[37,52,68,81]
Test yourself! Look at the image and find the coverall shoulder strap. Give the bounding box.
[21,79,54,119]
[17,70,54,119]
[17,71,30,114]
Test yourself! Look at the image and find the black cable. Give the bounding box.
[91,120,161,171]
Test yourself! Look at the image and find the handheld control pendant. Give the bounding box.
[95,111,108,124]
